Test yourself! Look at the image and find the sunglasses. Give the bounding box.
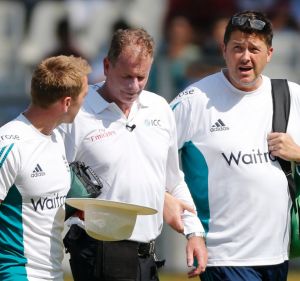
[231,15,266,31]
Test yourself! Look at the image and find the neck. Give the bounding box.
[23,105,59,135]
[223,69,262,92]
[98,83,132,117]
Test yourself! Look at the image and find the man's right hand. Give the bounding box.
[163,192,196,233]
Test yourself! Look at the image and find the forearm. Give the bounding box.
[166,184,205,235]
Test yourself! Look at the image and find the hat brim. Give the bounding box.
[65,198,157,215]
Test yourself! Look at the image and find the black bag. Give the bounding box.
[271,79,300,258]
[65,161,103,219]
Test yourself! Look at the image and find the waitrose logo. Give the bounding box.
[222,149,276,166]
[31,193,66,211]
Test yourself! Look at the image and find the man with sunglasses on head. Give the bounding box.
[170,10,300,281]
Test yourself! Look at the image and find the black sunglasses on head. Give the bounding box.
[231,15,266,30]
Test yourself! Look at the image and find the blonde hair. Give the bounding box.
[31,55,91,108]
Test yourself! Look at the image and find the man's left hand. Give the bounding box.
[186,236,207,278]
[268,132,300,161]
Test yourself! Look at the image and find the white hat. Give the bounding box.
[65,198,157,241]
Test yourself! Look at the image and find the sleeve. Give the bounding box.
[0,143,19,200]
[58,123,78,163]
[164,105,205,235]
[170,90,194,149]
[287,81,300,146]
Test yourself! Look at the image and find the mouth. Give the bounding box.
[122,91,139,102]
[126,92,138,98]
[239,66,253,74]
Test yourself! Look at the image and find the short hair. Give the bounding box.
[224,11,273,47]
[107,28,155,64]
[31,55,91,108]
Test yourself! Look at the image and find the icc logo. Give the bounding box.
[145,119,161,127]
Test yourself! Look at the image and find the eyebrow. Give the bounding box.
[231,39,261,47]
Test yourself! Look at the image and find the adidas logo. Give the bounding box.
[210,119,229,132]
[31,164,46,177]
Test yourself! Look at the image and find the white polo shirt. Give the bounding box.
[0,114,70,280]
[170,71,300,266]
[59,83,204,243]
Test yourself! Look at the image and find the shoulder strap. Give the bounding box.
[271,79,290,133]
[271,79,296,202]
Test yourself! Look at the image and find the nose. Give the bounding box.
[241,49,251,62]
[127,78,139,92]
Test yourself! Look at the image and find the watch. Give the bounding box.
[185,232,206,240]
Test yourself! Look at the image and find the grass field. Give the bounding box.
[65,271,300,281]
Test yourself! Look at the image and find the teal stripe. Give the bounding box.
[0,146,6,158]
[171,101,180,110]
[0,144,14,168]
[181,141,210,233]
[0,185,28,280]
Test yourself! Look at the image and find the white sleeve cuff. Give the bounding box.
[182,210,205,236]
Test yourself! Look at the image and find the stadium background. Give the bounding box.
[0,0,300,279]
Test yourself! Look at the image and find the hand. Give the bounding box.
[186,236,207,278]
[268,132,300,161]
[163,192,196,233]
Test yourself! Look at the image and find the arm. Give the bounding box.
[186,236,207,277]
[164,193,207,275]
[165,104,207,276]
[164,192,195,233]
[165,171,208,276]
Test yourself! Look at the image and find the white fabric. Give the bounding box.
[170,70,300,266]
[59,83,204,243]
[0,114,70,280]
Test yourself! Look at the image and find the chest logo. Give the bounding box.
[210,119,229,132]
[89,129,116,142]
[31,164,46,177]
[144,119,161,127]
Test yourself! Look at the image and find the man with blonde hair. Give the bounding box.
[0,55,91,281]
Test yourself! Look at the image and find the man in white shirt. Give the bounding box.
[0,55,91,280]
[170,10,300,281]
[59,28,207,281]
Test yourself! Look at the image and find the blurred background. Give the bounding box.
[0,0,300,279]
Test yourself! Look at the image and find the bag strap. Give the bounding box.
[271,79,290,133]
[271,79,297,203]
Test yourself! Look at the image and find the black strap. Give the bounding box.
[271,79,297,204]
[271,79,290,133]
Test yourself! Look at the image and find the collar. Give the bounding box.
[86,83,110,114]
[86,82,151,114]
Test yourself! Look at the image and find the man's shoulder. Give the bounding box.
[139,90,169,107]
[287,80,300,92]
[170,72,220,108]
[286,80,300,106]
[0,116,31,147]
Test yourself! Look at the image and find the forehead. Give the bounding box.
[227,30,269,48]
[115,46,153,68]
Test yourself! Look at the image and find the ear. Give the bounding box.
[221,43,226,60]
[62,96,72,113]
[103,57,110,76]
[266,46,273,63]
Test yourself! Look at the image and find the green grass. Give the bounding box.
[65,271,300,281]
[160,272,300,281]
